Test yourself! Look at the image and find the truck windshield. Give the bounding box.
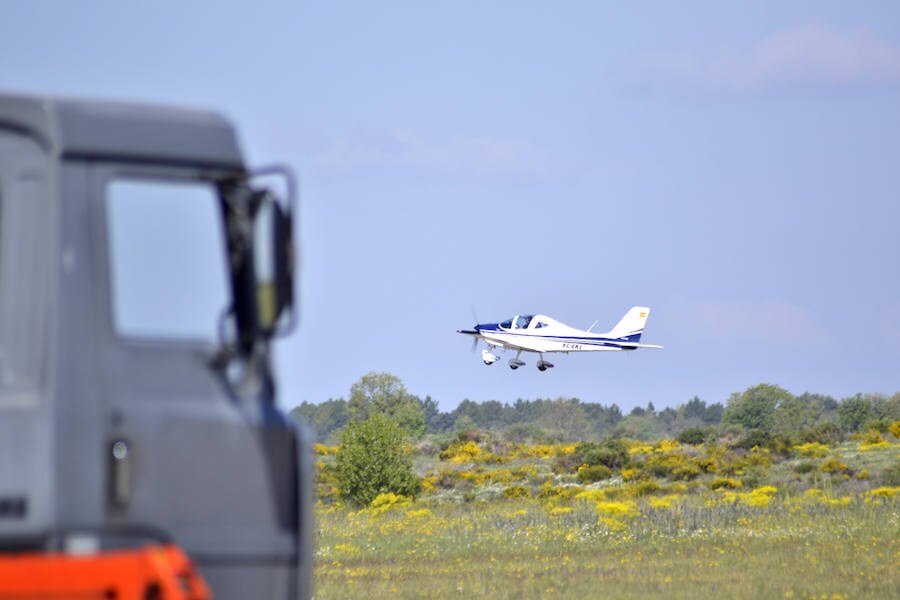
[106,179,230,342]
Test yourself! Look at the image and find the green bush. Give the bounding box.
[577,464,613,483]
[580,439,630,469]
[503,485,531,499]
[557,440,630,474]
[863,418,891,434]
[336,414,420,507]
[631,480,661,497]
[677,427,708,446]
[671,463,702,481]
[881,461,900,487]
[794,461,818,474]
[797,423,843,445]
[731,430,772,450]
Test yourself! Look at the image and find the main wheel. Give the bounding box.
[538,364,547,372]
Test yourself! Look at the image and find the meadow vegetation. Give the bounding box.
[299,375,900,598]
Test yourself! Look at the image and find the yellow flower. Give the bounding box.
[597,516,628,531]
[655,439,681,453]
[595,500,639,518]
[648,495,677,509]
[865,486,899,502]
[621,468,641,481]
[793,442,830,458]
[368,492,410,514]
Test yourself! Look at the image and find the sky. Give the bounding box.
[2,1,899,413]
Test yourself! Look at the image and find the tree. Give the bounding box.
[347,372,425,437]
[838,394,874,433]
[723,384,793,432]
[420,395,441,433]
[774,393,832,436]
[681,396,707,421]
[614,415,659,440]
[335,413,420,507]
[702,403,724,424]
[536,398,591,442]
[290,399,348,441]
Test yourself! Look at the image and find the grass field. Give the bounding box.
[313,436,900,598]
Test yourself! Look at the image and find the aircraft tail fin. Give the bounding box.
[606,306,650,342]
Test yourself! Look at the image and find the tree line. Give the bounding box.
[291,372,900,445]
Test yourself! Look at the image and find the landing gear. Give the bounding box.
[536,354,554,372]
[508,351,525,370]
[481,348,500,365]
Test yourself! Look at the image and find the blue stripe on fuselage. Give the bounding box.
[479,328,643,348]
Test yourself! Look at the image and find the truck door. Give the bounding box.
[90,165,298,598]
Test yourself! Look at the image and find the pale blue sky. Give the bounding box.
[3,1,899,411]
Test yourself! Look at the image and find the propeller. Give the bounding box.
[470,307,480,352]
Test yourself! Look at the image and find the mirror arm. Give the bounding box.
[248,164,297,216]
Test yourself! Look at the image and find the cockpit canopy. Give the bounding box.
[500,315,534,330]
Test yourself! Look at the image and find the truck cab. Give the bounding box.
[0,93,312,598]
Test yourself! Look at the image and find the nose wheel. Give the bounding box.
[482,348,500,365]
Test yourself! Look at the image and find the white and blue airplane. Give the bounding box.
[458,306,662,371]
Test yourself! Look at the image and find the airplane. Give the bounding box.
[458,306,662,371]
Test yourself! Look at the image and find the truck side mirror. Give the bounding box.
[252,192,295,337]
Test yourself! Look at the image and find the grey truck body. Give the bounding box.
[0,92,312,598]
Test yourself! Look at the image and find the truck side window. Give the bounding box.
[106,180,229,342]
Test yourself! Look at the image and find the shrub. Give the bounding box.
[862,429,885,445]
[629,480,661,497]
[798,422,843,445]
[581,440,630,469]
[768,433,796,455]
[503,485,531,499]
[793,442,830,458]
[863,418,891,434]
[710,477,743,490]
[560,440,630,474]
[440,440,484,463]
[731,430,772,450]
[671,463,702,481]
[336,414,420,507]
[821,458,848,475]
[889,421,900,439]
[794,461,817,474]
[882,461,900,487]
[677,427,708,446]
[577,464,613,483]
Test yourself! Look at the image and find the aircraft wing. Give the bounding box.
[457,329,545,352]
